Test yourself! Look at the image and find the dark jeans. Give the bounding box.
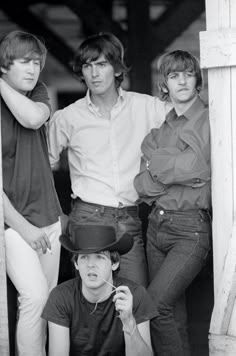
[69,199,148,287]
[147,207,211,356]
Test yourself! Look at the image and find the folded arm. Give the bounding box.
[141,122,210,186]
[134,155,167,201]
[0,78,50,129]
[149,145,210,185]
[47,111,70,169]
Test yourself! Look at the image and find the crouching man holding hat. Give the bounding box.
[42,224,156,356]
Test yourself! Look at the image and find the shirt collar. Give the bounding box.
[86,87,124,110]
[86,90,95,109]
[118,87,125,101]
[166,95,205,123]
[182,95,206,120]
[165,108,178,125]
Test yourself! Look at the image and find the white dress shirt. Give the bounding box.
[48,88,170,207]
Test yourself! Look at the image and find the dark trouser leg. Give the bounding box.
[69,200,148,287]
[147,208,211,356]
[117,214,148,286]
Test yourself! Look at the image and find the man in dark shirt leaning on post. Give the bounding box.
[134,50,212,356]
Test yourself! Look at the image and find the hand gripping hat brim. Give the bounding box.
[59,224,134,255]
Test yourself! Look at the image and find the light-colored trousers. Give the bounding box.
[5,220,61,356]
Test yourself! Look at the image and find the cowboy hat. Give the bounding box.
[59,223,133,255]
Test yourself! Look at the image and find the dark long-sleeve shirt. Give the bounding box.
[134,96,211,211]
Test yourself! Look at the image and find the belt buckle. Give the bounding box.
[118,202,124,209]
[114,202,125,217]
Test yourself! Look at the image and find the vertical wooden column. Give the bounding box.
[126,0,152,94]
[0,98,10,354]
[200,0,236,353]
[202,0,235,294]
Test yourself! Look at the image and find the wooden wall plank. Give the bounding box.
[226,3,236,329]
[200,29,236,68]
[202,0,234,294]
[210,224,236,334]
[205,0,231,30]
[209,334,236,355]
[203,0,236,343]
[207,66,233,292]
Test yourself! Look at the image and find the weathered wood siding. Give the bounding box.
[200,0,236,353]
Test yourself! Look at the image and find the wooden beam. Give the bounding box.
[202,0,236,351]
[0,3,76,75]
[127,0,152,93]
[150,0,205,60]
[0,0,206,93]
[200,29,236,69]
[202,0,235,294]
[66,0,126,43]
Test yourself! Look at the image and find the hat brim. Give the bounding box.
[59,231,133,255]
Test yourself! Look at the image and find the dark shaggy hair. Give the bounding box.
[157,50,203,102]
[73,32,129,87]
[0,30,47,74]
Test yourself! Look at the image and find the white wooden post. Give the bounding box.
[0,99,10,354]
[200,0,236,354]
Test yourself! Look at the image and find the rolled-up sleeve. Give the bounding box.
[47,110,70,169]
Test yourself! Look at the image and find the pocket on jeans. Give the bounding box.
[69,207,100,224]
[193,230,211,260]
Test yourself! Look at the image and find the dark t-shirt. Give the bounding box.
[1,81,62,227]
[42,276,157,356]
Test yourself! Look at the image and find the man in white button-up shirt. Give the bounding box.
[47,32,169,287]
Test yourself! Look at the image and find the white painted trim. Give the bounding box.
[200,29,236,69]
[209,334,236,355]
[210,224,236,334]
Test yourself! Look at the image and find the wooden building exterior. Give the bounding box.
[200,0,236,354]
[0,0,236,354]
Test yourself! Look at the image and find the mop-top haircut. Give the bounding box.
[157,50,203,102]
[73,32,129,87]
[0,30,47,75]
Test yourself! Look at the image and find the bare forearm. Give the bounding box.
[124,328,153,356]
[114,287,153,356]
[0,78,49,129]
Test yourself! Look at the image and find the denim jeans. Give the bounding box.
[5,220,61,356]
[69,199,148,287]
[147,207,211,356]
